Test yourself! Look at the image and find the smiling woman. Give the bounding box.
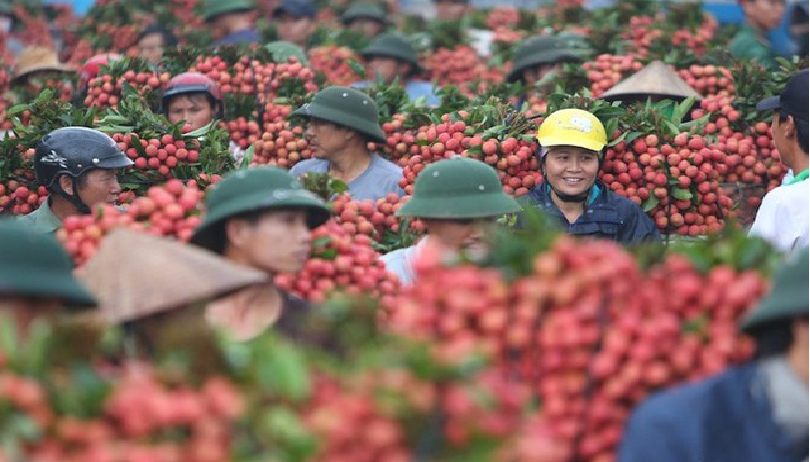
[518,109,660,244]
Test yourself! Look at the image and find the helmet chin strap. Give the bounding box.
[540,164,591,204]
[56,176,91,214]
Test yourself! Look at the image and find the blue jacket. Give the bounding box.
[619,363,808,462]
[520,181,661,244]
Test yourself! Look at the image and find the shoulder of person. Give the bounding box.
[290,158,327,174]
[371,154,404,174]
[627,365,747,429]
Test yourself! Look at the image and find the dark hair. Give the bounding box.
[780,111,809,154]
[752,320,794,360]
[137,24,178,48]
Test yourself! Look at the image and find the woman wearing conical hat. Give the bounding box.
[79,228,268,374]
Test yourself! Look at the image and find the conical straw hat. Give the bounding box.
[12,46,75,83]
[78,228,268,324]
[599,61,702,102]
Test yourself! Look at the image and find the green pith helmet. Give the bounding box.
[190,167,331,253]
[341,2,387,25]
[362,32,421,71]
[507,35,584,83]
[265,40,309,65]
[396,157,522,219]
[204,0,256,21]
[290,86,387,143]
[0,219,96,309]
[556,31,594,60]
[741,248,809,334]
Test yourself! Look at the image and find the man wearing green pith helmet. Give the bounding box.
[620,248,809,461]
[190,166,331,343]
[0,219,96,338]
[204,0,261,47]
[382,156,522,286]
[289,86,405,202]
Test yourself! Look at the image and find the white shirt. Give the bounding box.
[749,180,810,254]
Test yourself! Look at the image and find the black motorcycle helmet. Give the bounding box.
[34,127,133,214]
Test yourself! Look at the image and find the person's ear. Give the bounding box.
[59,174,74,195]
[225,219,252,249]
[785,115,797,138]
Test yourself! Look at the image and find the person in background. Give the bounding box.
[520,109,660,244]
[10,46,75,90]
[80,228,267,370]
[136,24,178,68]
[0,219,96,339]
[434,0,471,21]
[271,0,317,49]
[0,0,23,57]
[789,1,808,58]
[190,167,331,343]
[341,2,387,39]
[730,0,787,68]
[619,248,809,462]
[358,32,440,105]
[383,157,521,286]
[18,127,133,233]
[205,0,261,47]
[508,34,588,102]
[750,69,809,254]
[162,72,223,132]
[289,86,405,202]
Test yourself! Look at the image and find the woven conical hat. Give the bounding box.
[600,61,702,101]
[78,228,268,324]
[12,46,75,83]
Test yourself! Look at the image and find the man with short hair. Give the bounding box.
[136,24,178,67]
[619,248,809,462]
[272,0,317,49]
[18,127,133,233]
[750,69,809,254]
[730,0,787,68]
[289,86,405,202]
[205,0,261,47]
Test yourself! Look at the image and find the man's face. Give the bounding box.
[522,63,562,88]
[167,94,216,131]
[367,57,409,84]
[422,218,496,255]
[276,14,314,47]
[435,0,469,21]
[347,18,384,38]
[70,169,122,210]
[226,209,313,274]
[138,33,165,66]
[543,146,600,198]
[305,119,351,158]
[742,0,786,31]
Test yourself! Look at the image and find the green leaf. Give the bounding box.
[642,194,660,212]
[240,145,254,169]
[672,187,692,200]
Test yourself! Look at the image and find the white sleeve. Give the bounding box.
[749,191,793,252]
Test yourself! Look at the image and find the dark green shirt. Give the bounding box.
[729,24,777,68]
[17,199,62,233]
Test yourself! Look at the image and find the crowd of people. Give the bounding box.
[0,0,807,460]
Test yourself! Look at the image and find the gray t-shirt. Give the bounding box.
[289,154,405,202]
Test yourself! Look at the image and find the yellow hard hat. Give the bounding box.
[536,108,607,153]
